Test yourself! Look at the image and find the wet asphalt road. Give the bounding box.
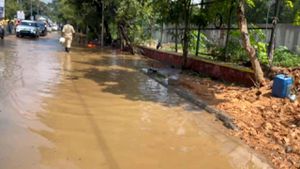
[0,33,271,169]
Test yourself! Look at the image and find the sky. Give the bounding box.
[192,0,201,3]
[41,0,52,3]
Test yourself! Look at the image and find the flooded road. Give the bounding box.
[0,34,271,169]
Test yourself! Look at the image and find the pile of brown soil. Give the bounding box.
[269,67,300,94]
[178,72,300,169]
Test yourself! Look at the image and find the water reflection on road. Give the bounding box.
[0,34,270,169]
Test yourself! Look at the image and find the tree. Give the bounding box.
[190,3,209,56]
[5,0,21,19]
[237,0,266,85]
[116,0,154,53]
[52,0,298,84]
[168,1,183,53]
[181,0,192,68]
[293,1,300,24]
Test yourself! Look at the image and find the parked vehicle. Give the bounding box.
[45,22,52,32]
[46,26,52,32]
[36,21,47,36]
[51,24,59,31]
[16,20,40,38]
[0,25,4,39]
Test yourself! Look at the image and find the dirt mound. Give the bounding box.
[178,73,300,169]
[270,67,300,94]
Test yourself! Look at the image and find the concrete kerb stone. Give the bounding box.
[141,68,239,131]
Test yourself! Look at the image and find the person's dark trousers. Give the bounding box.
[65,48,70,53]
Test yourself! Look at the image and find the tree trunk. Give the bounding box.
[224,0,234,61]
[182,0,192,69]
[237,0,265,85]
[104,20,112,44]
[195,24,201,56]
[160,23,164,44]
[267,0,280,67]
[118,21,134,54]
[175,23,178,52]
[101,1,104,47]
[156,23,164,49]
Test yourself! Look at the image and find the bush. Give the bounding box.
[222,26,268,64]
[189,30,211,54]
[273,46,300,68]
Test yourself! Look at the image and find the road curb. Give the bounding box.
[141,68,239,131]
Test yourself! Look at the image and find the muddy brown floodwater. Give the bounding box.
[0,34,272,169]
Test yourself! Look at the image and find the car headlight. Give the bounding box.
[31,29,36,33]
[16,28,21,32]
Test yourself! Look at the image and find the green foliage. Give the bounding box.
[205,0,232,26]
[256,42,268,65]
[244,0,300,24]
[249,27,269,65]
[57,0,77,22]
[226,30,247,62]
[245,0,255,8]
[285,0,294,8]
[5,0,61,20]
[212,25,269,64]
[189,31,211,54]
[5,0,21,19]
[49,0,300,64]
[273,46,300,67]
[116,0,154,44]
[5,0,51,20]
[294,11,300,25]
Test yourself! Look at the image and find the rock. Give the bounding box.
[271,105,279,111]
[285,145,294,153]
[282,137,290,145]
[257,105,265,111]
[288,94,297,102]
[264,122,273,130]
[296,120,300,127]
[291,124,297,128]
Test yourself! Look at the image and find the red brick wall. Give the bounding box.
[139,46,255,86]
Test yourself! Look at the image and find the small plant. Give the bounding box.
[273,46,300,68]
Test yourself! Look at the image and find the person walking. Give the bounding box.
[62,21,75,53]
[8,20,14,34]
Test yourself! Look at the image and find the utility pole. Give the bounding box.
[101,0,104,47]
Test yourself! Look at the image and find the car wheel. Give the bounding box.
[0,36,3,39]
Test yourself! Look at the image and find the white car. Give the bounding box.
[46,25,52,32]
[16,20,40,38]
[52,24,59,31]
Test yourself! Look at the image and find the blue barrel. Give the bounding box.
[272,74,293,98]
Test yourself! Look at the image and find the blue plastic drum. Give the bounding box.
[272,74,293,98]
